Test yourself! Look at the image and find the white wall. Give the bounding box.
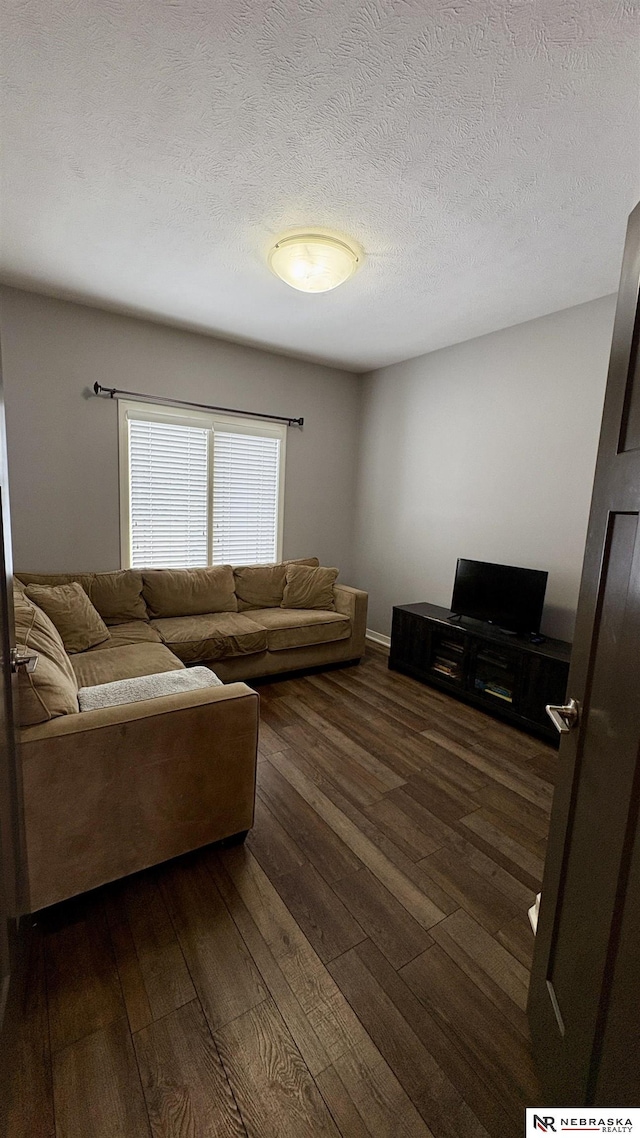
[0,287,361,577]
[354,295,617,642]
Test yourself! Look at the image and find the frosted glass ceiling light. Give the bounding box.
[269,233,360,293]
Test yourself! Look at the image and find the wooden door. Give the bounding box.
[528,201,640,1104]
[0,342,21,1026]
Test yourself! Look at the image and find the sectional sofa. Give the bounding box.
[13,558,368,910]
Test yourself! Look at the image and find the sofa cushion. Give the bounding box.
[17,571,94,592]
[282,564,338,610]
[16,571,148,625]
[13,590,80,726]
[151,612,267,663]
[234,557,320,611]
[88,571,148,624]
[142,566,237,619]
[82,621,163,651]
[24,582,110,654]
[71,642,183,688]
[248,608,351,651]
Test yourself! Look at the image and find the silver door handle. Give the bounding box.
[10,647,38,674]
[546,697,580,734]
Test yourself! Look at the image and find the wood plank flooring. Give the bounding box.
[2,645,555,1138]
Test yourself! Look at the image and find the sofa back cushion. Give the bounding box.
[13,590,80,726]
[24,583,110,653]
[88,571,148,624]
[281,564,338,610]
[234,557,320,611]
[17,571,94,594]
[16,571,147,625]
[142,566,237,619]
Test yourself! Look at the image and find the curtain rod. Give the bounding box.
[92,383,304,427]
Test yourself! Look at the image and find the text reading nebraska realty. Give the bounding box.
[526,1109,640,1134]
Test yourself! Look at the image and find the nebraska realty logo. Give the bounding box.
[526,1109,640,1134]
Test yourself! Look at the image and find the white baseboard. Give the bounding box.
[366,629,391,649]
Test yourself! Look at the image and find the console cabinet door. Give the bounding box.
[470,642,522,711]
[389,609,431,674]
[519,655,569,730]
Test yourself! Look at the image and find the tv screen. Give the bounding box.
[451,558,548,634]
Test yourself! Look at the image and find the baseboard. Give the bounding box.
[366,629,391,650]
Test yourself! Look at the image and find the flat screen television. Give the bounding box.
[451,558,548,635]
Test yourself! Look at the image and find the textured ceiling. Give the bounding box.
[2,0,639,372]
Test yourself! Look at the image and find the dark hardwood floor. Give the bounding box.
[2,645,555,1137]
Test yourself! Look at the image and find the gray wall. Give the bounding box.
[0,287,361,577]
[354,295,617,641]
[0,286,617,642]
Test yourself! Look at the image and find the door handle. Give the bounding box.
[546,697,580,734]
[10,646,38,674]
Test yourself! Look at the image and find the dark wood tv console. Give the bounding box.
[389,602,572,744]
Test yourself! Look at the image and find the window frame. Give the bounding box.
[118,399,287,569]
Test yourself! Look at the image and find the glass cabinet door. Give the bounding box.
[426,628,467,686]
[471,644,520,706]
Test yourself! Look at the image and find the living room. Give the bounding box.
[1,1,639,1135]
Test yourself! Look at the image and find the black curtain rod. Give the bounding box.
[92,383,304,427]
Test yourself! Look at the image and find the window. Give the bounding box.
[119,401,286,568]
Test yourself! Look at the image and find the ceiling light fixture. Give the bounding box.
[268,232,361,293]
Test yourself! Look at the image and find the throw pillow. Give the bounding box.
[234,557,320,610]
[24,582,111,654]
[13,590,80,725]
[281,564,338,610]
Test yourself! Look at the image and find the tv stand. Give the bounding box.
[389,602,571,744]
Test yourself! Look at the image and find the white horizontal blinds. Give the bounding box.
[128,417,209,568]
[212,428,281,565]
[122,402,285,570]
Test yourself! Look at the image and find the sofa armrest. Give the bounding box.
[333,584,368,657]
[19,680,256,743]
[19,682,259,911]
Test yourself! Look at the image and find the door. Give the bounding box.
[0,341,22,1026]
[528,201,640,1105]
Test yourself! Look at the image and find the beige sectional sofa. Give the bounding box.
[16,557,367,684]
[13,559,367,911]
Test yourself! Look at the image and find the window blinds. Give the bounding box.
[125,409,284,569]
[213,431,281,565]
[128,418,209,568]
